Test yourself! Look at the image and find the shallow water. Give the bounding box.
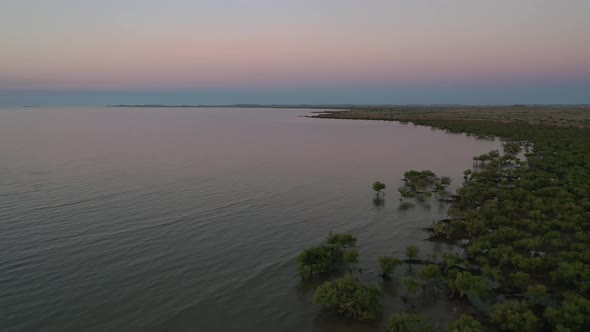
[0,107,500,331]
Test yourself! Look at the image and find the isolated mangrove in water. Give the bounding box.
[296,232,358,279]
[296,244,336,279]
[372,181,386,197]
[377,256,402,279]
[313,275,382,321]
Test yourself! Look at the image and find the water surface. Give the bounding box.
[0,107,500,331]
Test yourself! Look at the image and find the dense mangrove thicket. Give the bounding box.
[409,120,590,331]
[298,118,590,331]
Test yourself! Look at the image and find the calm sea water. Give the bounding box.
[0,107,500,331]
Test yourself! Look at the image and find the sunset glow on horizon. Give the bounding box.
[1,0,589,104]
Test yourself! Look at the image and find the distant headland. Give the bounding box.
[106,104,354,109]
[106,104,590,109]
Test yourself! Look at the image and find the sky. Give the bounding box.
[1,0,589,105]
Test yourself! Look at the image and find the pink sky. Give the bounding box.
[1,1,589,94]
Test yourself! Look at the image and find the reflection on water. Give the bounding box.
[398,201,415,210]
[0,107,501,332]
[372,197,385,208]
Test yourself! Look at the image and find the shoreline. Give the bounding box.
[306,111,590,330]
[308,106,590,128]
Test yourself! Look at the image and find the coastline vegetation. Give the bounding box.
[298,107,590,331]
[311,105,590,128]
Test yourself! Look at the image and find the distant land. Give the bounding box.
[106,104,590,127]
[310,105,590,128]
[107,104,352,109]
[107,104,590,109]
